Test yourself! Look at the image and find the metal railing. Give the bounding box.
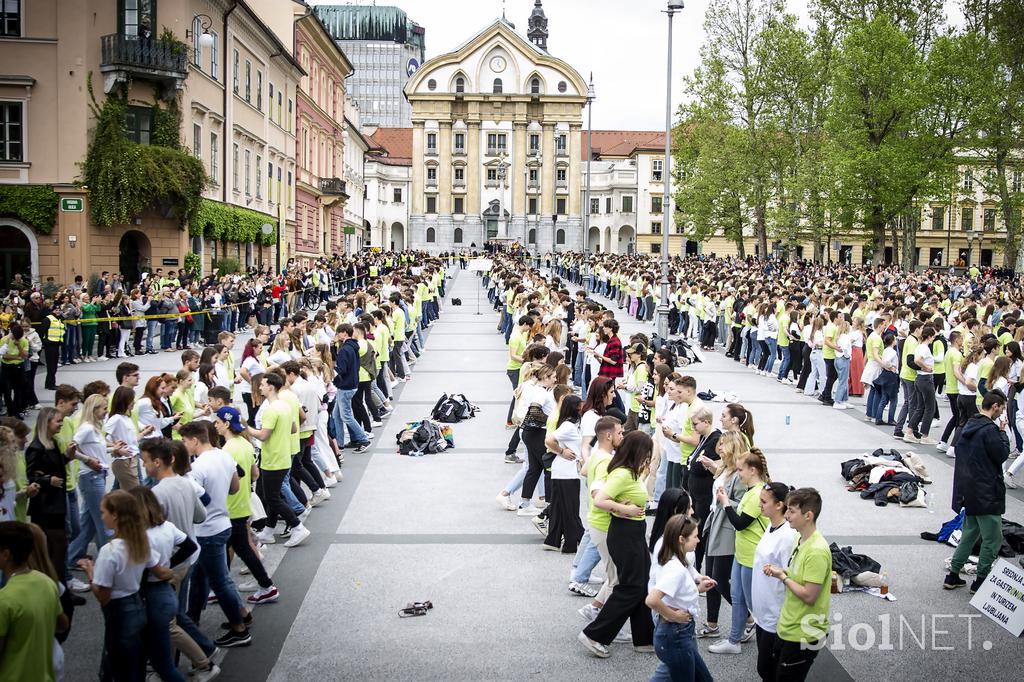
[319,177,347,195]
[100,34,187,75]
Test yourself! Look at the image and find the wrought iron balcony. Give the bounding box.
[100,33,188,80]
[319,177,348,196]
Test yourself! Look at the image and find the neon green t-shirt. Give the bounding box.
[280,389,302,455]
[822,323,837,361]
[223,436,255,519]
[507,330,526,371]
[899,336,919,382]
[602,466,647,521]
[777,313,790,347]
[944,346,962,395]
[976,356,996,408]
[865,332,883,364]
[734,486,768,566]
[586,450,613,532]
[776,530,832,645]
[0,570,62,682]
[629,363,649,413]
[260,400,293,471]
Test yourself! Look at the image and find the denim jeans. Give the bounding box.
[66,470,110,571]
[571,530,602,584]
[834,355,851,404]
[161,320,176,350]
[64,489,80,581]
[764,338,778,373]
[776,345,791,379]
[146,319,158,352]
[187,529,245,627]
[652,620,712,682]
[282,473,305,515]
[807,349,826,395]
[729,560,754,643]
[333,388,367,445]
[101,593,147,682]
[174,564,216,656]
[142,581,187,682]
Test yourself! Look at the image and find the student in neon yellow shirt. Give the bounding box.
[818,312,840,406]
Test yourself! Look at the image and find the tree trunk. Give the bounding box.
[901,213,917,273]
[995,151,1018,268]
[865,205,886,265]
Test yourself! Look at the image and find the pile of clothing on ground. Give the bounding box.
[921,510,1024,568]
[831,543,887,592]
[840,448,932,507]
[396,420,455,456]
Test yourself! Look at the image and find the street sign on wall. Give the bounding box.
[61,198,84,212]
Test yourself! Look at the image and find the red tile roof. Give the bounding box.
[584,131,665,160]
[367,127,413,166]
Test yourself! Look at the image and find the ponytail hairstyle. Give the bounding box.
[724,403,755,446]
[102,490,151,563]
[738,448,770,483]
[656,514,700,567]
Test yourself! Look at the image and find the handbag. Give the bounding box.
[249,490,267,522]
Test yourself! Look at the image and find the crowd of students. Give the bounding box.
[0,252,448,681]
[485,254,836,681]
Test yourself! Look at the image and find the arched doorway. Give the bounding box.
[0,222,37,288]
[618,226,635,255]
[390,222,405,251]
[119,230,151,286]
[588,226,601,253]
[604,226,613,253]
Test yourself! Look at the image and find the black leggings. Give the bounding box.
[757,340,771,370]
[704,553,733,623]
[689,489,713,572]
[355,381,377,430]
[519,426,547,501]
[292,438,324,494]
[940,393,961,444]
[228,517,272,588]
[261,467,300,530]
[951,394,978,447]
[796,345,813,390]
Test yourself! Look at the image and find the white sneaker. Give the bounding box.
[496,493,516,511]
[255,528,276,545]
[372,421,384,427]
[236,580,259,592]
[283,524,311,548]
[577,631,610,658]
[299,505,312,521]
[708,640,742,654]
[613,628,632,643]
[319,488,331,500]
[946,446,956,459]
[516,505,542,516]
[577,604,600,623]
[191,664,221,682]
[69,577,91,593]
[323,474,338,488]
[309,491,326,507]
[366,432,375,440]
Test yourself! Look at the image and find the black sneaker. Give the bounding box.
[219,613,254,630]
[354,442,370,453]
[214,628,252,647]
[969,576,986,594]
[942,572,966,590]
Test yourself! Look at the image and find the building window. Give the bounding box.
[590,198,600,214]
[192,123,201,158]
[651,196,663,214]
[0,102,23,161]
[454,167,464,182]
[486,133,507,154]
[528,168,538,184]
[256,71,263,110]
[244,150,251,195]
[529,134,540,153]
[268,83,274,119]
[454,226,463,241]
[232,143,239,190]
[931,206,944,231]
[556,228,565,244]
[125,105,153,145]
[393,188,402,203]
[119,0,153,37]
[1013,171,1022,193]
[652,159,663,181]
[426,167,437,181]
[962,170,973,191]
[277,167,282,202]
[454,199,464,215]
[492,78,503,94]
[288,99,293,131]
[426,196,437,214]
[530,78,540,95]
[210,32,218,80]
[984,208,996,231]
[255,154,262,198]
[454,132,465,152]
[277,92,283,124]
[961,206,973,231]
[675,223,685,234]
[192,16,203,66]
[622,195,634,213]
[605,197,612,213]
[528,228,537,244]
[486,168,497,183]
[287,170,292,204]
[210,132,218,179]
[232,50,239,94]
[267,161,273,199]
[455,77,465,93]
[556,168,567,182]
[426,132,437,152]
[555,134,567,155]
[652,222,662,235]
[529,197,538,215]
[245,61,252,102]
[426,226,436,242]
[651,243,662,254]
[1,0,21,36]
[556,198,566,215]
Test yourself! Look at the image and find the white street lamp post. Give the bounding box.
[657,1,684,340]
[584,74,595,253]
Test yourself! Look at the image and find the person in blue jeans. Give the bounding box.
[646,515,716,681]
[331,325,370,451]
[832,319,853,409]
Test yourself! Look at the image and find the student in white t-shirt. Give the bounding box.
[543,395,585,553]
[178,421,252,649]
[645,515,717,680]
[76,489,167,681]
[750,482,799,680]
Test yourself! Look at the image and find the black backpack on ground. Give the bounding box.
[431,393,479,423]
[452,298,462,306]
[396,420,449,456]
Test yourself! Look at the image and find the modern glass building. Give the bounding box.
[313,4,425,127]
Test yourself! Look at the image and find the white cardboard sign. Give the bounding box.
[969,558,1024,637]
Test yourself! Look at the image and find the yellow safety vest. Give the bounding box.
[46,315,65,343]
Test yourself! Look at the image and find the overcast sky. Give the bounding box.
[312,0,965,131]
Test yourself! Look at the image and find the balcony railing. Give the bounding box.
[486,146,507,157]
[319,177,347,195]
[453,146,466,156]
[100,33,188,78]
[425,145,438,156]
[453,178,466,188]
[556,146,568,157]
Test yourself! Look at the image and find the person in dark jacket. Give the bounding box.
[25,407,71,580]
[331,324,369,452]
[945,389,1010,593]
